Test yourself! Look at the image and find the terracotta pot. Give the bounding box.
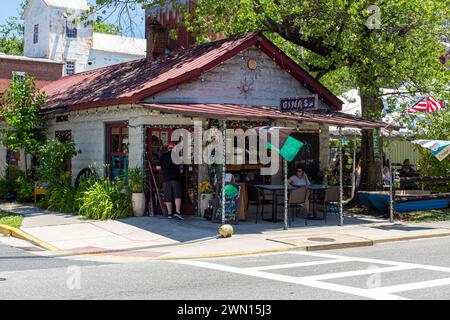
[132,193,146,217]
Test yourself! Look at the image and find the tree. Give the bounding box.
[94,20,123,35]
[0,16,24,55]
[0,73,47,174]
[94,0,450,190]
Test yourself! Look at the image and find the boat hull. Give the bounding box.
[395,199,450,213]
[364,192,450,212]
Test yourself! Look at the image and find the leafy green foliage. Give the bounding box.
[36,139,78,188]
[77,178,133,220]
[0,210,24,228]
[94,0,449,190]
[0,73,47,173]
[94,20,123,35]
[0,16,24,55]
[128,167,144,193]
[41,184,77,213]
[400,108,450,192]
[0,166,34,202]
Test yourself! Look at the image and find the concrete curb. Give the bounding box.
[0,224,59,251]
[2,222,450,260]
[372,231,450,244]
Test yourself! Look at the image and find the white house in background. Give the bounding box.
[22,0,146,75]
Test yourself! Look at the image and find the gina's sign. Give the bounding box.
[280,95,318,112]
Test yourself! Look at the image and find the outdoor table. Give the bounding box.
[254,185,296,222]
[307,184,331,219]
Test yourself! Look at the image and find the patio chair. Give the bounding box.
[314,186,340,223]
[247,185,272,223]
[276,187,308,226]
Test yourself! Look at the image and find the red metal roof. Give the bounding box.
[141,103,399,129]
[42,32,343,112]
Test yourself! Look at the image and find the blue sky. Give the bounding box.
[0,0,146,38]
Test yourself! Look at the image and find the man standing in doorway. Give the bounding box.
[157,143,184,220]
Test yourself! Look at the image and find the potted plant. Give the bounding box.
[128,168,145,217]
[199,181,214,217]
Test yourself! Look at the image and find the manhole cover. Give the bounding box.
[307,237,336,243]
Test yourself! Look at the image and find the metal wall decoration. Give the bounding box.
[238,51,264,97]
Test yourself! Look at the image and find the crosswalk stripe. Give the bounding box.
[249,258,352,271]
[175,259,406,300]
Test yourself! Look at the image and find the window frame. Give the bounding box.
[65,61,76,76]
[66,27,78,39]
[33,24,39,44]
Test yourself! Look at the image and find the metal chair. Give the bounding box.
[315,186,340,223]
[276,187,308,226]
[247,185,271,223]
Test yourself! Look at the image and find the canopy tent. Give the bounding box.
[411,140,450,162]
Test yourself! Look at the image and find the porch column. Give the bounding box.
[388,130,394,223]
[221,119,227,226]
[339,127,344,226]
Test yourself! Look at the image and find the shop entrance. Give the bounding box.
[146,128,196,215]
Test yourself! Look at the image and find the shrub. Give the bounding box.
[16,175,34,202]
[0,166,34,202]
[77,178,132,220]
[36,139,78,188]
[42,184,77,213]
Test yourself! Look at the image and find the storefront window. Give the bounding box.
[107,123,129,181]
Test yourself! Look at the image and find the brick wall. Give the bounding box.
[0,57,63,94]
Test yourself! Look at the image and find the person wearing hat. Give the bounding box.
[156,142,184,220]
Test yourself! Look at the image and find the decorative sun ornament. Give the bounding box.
[248,59,258,70]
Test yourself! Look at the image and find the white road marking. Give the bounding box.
[173,250,450,300]
[249,258,353,271]
[376,277,450,294]
[289,251,450,273]
[301,265,413,281]
[176,259,406,300]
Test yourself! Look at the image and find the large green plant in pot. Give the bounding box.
[128,167,146,217]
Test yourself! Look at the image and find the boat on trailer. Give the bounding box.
[358,190,450,213]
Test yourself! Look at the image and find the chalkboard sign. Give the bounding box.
[213,184,241,224]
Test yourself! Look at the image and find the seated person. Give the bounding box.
[399,159,419,189]
[382,166,391,185]
[288,168,311,187]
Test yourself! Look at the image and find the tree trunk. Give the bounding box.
[359,93,384,191]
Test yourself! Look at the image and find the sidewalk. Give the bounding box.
[1,202,450,260]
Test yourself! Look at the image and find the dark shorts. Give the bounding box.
[163,180,183,202]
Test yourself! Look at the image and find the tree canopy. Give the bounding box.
[94,0,449,189]
[0,17,24,55]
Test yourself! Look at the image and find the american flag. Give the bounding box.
[405,96,444,114]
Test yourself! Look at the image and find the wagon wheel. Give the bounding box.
[75,168,96,188]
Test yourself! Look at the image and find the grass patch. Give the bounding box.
[404,207,450,223]
[0,210,24,229]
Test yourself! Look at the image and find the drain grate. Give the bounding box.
[307,237,336,243]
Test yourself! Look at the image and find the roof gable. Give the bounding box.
[42,32,343,112]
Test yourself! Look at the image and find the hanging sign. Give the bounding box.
[280,95,318,112]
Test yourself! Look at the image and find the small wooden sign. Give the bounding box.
[280,95,318,112]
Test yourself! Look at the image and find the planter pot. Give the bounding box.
[199,193,213,217]
[132,193,146,217]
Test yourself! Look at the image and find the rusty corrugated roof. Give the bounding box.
[141,103,400,129]
[42,33,343,112]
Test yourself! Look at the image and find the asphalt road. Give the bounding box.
[0,236,449,300]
